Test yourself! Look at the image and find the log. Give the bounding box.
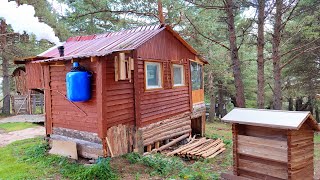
[143,127,191,145]
[186,139,212,155]
[142,117,189,136]
[152,134,189,152]
[180,139,210,154]
[207,147,226,159]
[202,143,225,158]
[166,138,205,156]
[147,145,152,152]
[143,120,191,139]
[195,139,222,156]
[139,112,190,131]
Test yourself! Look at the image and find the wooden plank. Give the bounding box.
[96,58,106,139]
[238,143,288,163]
[238,158,287,179]
[133,51,141,127]
[152,133,189,152]
[44,65,52,135]
[238,135,287,149]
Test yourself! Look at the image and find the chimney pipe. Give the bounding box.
[157,0,165,25]
[58,46,64,57]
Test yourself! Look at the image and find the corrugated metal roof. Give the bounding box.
[36,25,166,62]
[32,24,207,63]
[221,108,320,130]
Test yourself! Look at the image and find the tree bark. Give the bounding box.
[288,97,293,111]
[0,20,10,115]
[225,0,246,108]
[272,0,283,110]
[257,0,265,109]
[208,71,216,122]
[217,80,225,118]
[316,106,319,123]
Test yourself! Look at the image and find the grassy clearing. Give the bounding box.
[0,122,39,132]
[0,138,118,180]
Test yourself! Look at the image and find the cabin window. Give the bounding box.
[145,62,162,89]
[191,61,203,90]
[173,64,185,86]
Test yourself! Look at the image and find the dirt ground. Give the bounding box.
[0,126,45,147]
[0,114,44,123]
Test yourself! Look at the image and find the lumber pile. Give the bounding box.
[166,137,226,159]
[140,113,191,146]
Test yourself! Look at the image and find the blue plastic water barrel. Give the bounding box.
[66,62,92,102]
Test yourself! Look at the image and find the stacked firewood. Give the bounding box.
[166,137,225,159]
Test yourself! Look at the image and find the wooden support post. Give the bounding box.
[96,57,108,156]
[43,66,52,135]
[147,145,152,152]
[155,141,160,149]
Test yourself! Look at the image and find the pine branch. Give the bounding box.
[185,15,231,51]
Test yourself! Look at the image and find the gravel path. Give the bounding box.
[0,115,45,123]
[0,126,45,147]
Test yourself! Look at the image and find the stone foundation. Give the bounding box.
[50,127,103,159]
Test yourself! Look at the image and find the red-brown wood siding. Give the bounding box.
[104,55,135,130]
[49,59,98,133]
[25,63,43,89]
[136,29,195,126]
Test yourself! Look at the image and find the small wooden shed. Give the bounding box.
[222,108,320,180]
[15,24,208,158]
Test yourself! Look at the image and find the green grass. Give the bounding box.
[0,121,234,180]
[0,122,39,132]
[0,138,118,180]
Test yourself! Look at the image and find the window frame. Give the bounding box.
[190,61,204,90]
[172,64,185,87]
[144,61,163,90]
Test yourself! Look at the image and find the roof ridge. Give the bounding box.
[66,24,161,42]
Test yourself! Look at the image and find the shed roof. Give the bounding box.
[22,24,206,64]
[222,108,320,131]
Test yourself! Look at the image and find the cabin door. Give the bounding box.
[190,61,204,104]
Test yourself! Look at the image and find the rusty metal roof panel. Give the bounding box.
[39,25,163,62]
[34,24,202,63]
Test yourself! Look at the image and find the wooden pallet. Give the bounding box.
[166,137,226,159]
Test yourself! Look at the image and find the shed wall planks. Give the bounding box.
[103,55,135,129]
[25,63,43,89]
[49,59,98,133]
[136,29,195,126]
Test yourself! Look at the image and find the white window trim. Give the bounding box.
[173,64,185,87]
[145,62,162,89]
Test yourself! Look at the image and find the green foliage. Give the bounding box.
[125,153,184,177]
[0,138,118,180]
[0,122,39,132]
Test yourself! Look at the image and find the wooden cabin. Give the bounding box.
[15,25,207,158]
[221,108,320,180]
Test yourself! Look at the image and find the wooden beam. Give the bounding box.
[133,50,141,127]
[91,56,98,62]
[96,57,107,138]
[43,65,52,135]
[155,141,160,149]
[147,145,152,152]
[152,133,189,152]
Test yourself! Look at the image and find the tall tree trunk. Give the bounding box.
[225,0,246,108]
[316,106,319,123]
[288,97,293,111]
[272,0,283,110]
[0,20,10,115]
[208,71,215,122]
[257,0,265,109]
[217,80,224,118]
